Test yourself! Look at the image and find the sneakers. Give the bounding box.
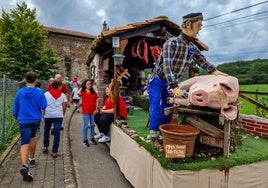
[98,136,110,143]
[28,159,36,168]
[90,138,97,145]
[20,165,33,181]
[83,140,90,147]
[94,133,104,139]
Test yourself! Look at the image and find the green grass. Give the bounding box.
[239,84,268,115]
[126,109,268,171]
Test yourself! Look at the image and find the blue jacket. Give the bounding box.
[13,87,47,124]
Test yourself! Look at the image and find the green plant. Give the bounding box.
[259,97,268,118]
[0,95,19,156]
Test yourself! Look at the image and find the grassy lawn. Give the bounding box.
[126,109,268,171]
[239,84,268,115]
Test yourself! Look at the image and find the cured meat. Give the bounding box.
[130,39,148,64]
[150,46,162,62]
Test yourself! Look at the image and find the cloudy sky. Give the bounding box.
[1,0,268,65]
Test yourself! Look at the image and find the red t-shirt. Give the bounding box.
[104,96,127,119]
[80,90,98,114]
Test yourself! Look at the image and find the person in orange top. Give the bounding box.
[78,79,98,147]
[94,86,127,143]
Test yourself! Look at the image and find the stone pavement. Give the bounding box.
[0,105,133,188]
[0,107,76,188]
[69,108,133,188]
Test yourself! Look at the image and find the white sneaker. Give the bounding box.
[94,133,104,139]
[98,136,110,143]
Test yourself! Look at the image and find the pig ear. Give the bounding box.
[221,105,238,120]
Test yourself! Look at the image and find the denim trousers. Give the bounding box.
[82,114,95,141]
[43,117,63,153]
[19,121,40,145]
[148,77,172,131]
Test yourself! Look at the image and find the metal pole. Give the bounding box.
[1,75,6,143]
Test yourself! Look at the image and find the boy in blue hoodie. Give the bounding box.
[13,71,47,181]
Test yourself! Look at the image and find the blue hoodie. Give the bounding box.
[13,87,47,124]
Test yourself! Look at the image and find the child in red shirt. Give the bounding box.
[94,86,127,143]
[78,79,98,147]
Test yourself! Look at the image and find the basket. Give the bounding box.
[159,124,200,158]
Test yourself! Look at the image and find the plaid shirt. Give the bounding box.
[153,33,216,87]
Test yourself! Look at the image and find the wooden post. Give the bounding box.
[223,120,231,157]
[113,64,119,120]
[255,89,259,116]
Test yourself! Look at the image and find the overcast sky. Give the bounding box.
[1,0,268,65]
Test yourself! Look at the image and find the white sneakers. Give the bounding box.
[94,133,104,139]
[94,132,110,143]
[98,136,110,143]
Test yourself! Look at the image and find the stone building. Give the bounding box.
[44,26,95,80]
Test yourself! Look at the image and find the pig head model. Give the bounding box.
[172,75,239,120]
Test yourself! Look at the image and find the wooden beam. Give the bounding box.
[106,25,162,43]
[185,115,224,138]
[164,106,220,116]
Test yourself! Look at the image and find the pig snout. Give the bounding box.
[189,90,209,106]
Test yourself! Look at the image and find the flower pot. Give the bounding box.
[159,124,200,158]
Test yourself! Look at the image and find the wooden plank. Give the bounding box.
[185,115,224,138]
[199,134,223,148]
[164,106,220,116]
[223,120,231,157]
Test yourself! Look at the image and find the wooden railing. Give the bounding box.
[239,90,268,116]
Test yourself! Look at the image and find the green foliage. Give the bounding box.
[0,93,19,156]
[217,59,268,85]
[0,2,59,80]
[259,97,268,118]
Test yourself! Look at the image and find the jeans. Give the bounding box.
[19,121,40,145]
[43,118,63,153]
[82,114,95,141]
[148,77,172,131]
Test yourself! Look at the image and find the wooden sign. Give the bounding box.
[164,144,186,158]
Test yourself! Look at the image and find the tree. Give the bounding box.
[0,2,58,80]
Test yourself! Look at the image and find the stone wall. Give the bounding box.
[45,27,95,81]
